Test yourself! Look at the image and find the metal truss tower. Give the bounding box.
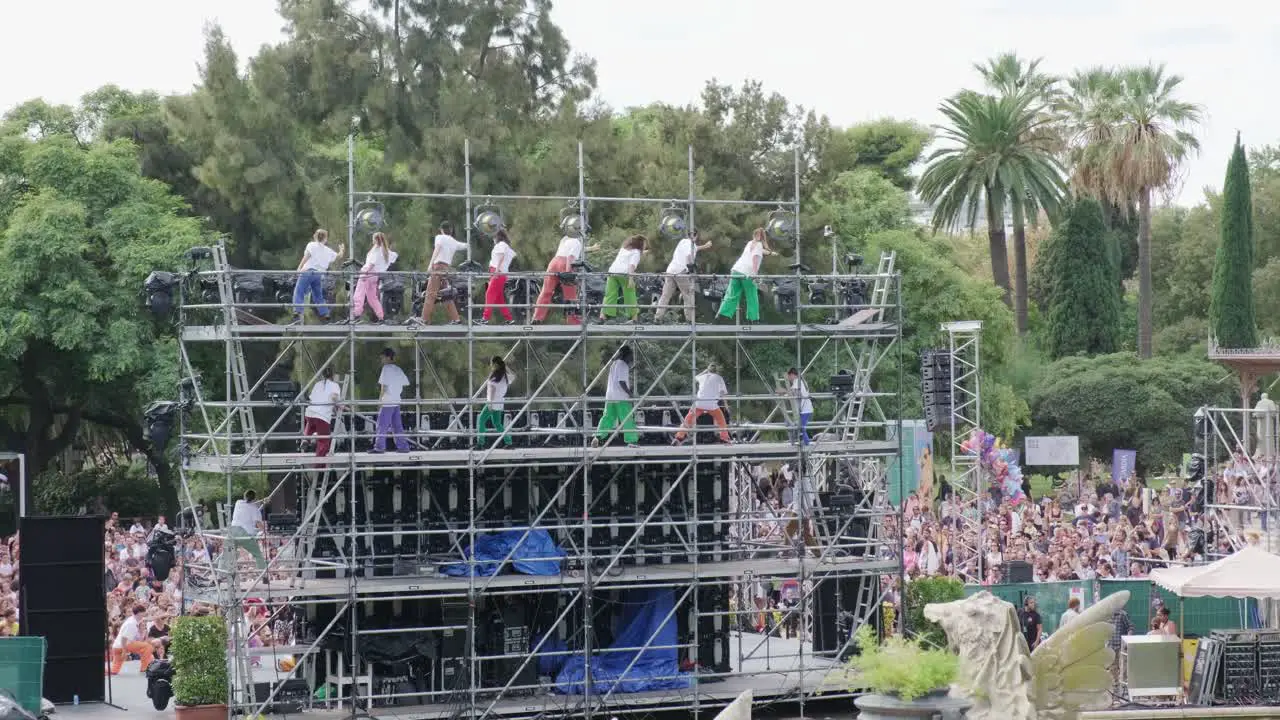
[169,141,904,720]
[943,321,983,584]
[1197,406,1279,556]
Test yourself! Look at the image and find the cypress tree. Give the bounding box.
[1209,133,1258,348]
[1045,198,1122,358]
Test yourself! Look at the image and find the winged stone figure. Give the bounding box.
[923,590,1130,720]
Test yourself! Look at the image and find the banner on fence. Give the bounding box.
[1113,449,1138,486]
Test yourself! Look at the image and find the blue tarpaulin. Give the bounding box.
[440,528,564,577]
[553,588,692,695]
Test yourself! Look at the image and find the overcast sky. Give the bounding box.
[4,0,1275,205]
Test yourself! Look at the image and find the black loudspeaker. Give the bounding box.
[1003,560,1033,583]
[812,573,876,659]
[19,515,107,704]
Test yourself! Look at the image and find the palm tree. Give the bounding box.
[973,53,1065,335]
[918,91,1066,312]
[1064,64,1202,358]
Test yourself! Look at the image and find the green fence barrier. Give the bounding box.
[962,580,1256,639]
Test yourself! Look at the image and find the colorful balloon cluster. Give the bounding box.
[959,429,1026,504]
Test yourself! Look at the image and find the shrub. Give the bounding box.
[849,624,959,701]
[171,615,228,707]
[905,576,964,648]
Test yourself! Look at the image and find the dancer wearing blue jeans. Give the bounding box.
[292,229,345,322]
[372,348,411,452]
[782,367,813,445]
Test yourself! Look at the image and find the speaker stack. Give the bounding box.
[919,349,953,433]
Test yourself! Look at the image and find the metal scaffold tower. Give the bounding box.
[166,140,904,720]
[944,321,983,584]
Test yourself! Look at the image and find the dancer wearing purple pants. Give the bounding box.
[372,347,410,452]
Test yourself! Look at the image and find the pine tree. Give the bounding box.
[1210,134,1258,348]
[1045,198,1122,358]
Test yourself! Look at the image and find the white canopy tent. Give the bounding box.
[1149,546,1280,599]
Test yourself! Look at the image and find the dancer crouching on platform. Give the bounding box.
[592,345,640,447]
[293,229,345,323]
[716,228,776,324]
[532,232,600,324]
[480,229,515,324]
[372,348,410,453]
[654,229,711,324]
[350,232,396,324]
[477,356,515,447]
[671,363,733,445]
[303,367,342,457]
[601,234,648,323]
[420,221,467,325]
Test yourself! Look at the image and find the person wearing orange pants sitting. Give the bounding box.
[110,605,154,674]
[672,364,733,445]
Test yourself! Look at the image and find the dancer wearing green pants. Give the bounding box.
[477,356,515,446]
[601,234,648,321]
[592,345,640,446]
[225,490,267,572]
[717,228,776,322]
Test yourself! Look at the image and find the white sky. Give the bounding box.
[4,0,1275,205]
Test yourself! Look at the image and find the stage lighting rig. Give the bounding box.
[231,272,265,305]
[143,401,180,450]
[658,204,688,242]
[473,201,505,238]
[764,208,796,247]
[183,247,214,263]
[559,201,589,239]
[144,271,180,317]
[264,380,301,407]
[829,370,855,400]
[354,201,386,233]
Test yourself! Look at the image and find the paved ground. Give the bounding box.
[46,661,170,720]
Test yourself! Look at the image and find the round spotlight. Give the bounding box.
[354,202,386,232]
[473,207,504,238]
[658,205,688,242]
[765,209,796,246]
[559,204,588,239]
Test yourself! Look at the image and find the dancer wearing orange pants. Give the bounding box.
[532,234,599,323]
[673,364,733,444]
[110,606,154,674]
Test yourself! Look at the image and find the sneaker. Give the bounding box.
[626,443,639,448]
[476,319,489,325]
[448,319,462,325]
[590,438,600,448]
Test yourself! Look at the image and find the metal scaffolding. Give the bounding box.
[1197,406,1279,557]
[943,321,983,584]
[168,142,904,720]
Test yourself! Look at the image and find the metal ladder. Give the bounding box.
[837,251,897,443]
[211,240,257,439]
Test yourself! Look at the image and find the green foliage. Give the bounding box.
[811,168,910,242]
[1210,136,1258,348]
[905,577,965,648]
[1043,199,1121,357]
[821,119,932,191]
[32,464,164,519]
[171,615,228,707]
[1029,353,1234,470]
[849,624,959,701]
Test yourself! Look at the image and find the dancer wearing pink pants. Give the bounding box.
[351,232,397,323]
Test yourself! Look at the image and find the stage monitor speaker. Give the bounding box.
[1003,560,1033,583]
[19,515,107,704]
[812,573,876,659]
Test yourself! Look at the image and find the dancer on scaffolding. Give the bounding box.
[672,363,733,445]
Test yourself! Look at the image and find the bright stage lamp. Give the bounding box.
[354,202,386,232]
[764,209,796,246]
[559,203,588,239]
[473,205,504,238]
[658,205,688,242]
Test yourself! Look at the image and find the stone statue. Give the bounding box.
[923,590,1130,720]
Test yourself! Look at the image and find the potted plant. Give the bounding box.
[849,625,970,719]
[170,614,229,720]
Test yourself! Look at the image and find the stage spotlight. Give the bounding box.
[184,247,214,263]
[232,272,265,306]
[143,401,179,449]
[658,204,688,242]
[1187,452,1205,485]
[559,203,588,238]
[354,201,386,232]
[144,271,180,317]
[265,380,300,406]
[764,209,796,246]
[178,376,201,406]
[830,371,855,400]
[473,203,505,238]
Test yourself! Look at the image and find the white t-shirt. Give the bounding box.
[791,377,814,415]
[694,372,727,410]
[605,360,631,402]
[608,248,642,275]
[489,241,516,273]
[301,241,338,272]
[305,379,342,422]
[230,499,262,535]
[486,372,514,410]
[665,238,697,274]
[362,247,398,273]
[378,364,410,406]
[1059,608,1081,628]
[113,615,144,649]
[432,234,466,266]
[555,236,584,261]
[730,241,765,276]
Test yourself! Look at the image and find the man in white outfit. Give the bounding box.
[653,230,712,323]
[225,489,267,574]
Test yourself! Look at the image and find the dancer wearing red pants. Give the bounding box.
[480,229,516,324]
[532,233,599,323]
[303,367,342,456]
[351,232,396,323]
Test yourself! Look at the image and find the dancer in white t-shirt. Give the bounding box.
[351,232,396,323]
[372,348,411,452]
[303,367,342,457]
[421,221,468,325]
[477,356,516,447]
[780,367,814,445]
[532,233,601,324]
[592,345,640,446]
[292,229,345,322]
[672,363,733,444]
[481,229,516,324]
[600,234,648,322]
[654,230,712,323]
[717,227,776,323]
